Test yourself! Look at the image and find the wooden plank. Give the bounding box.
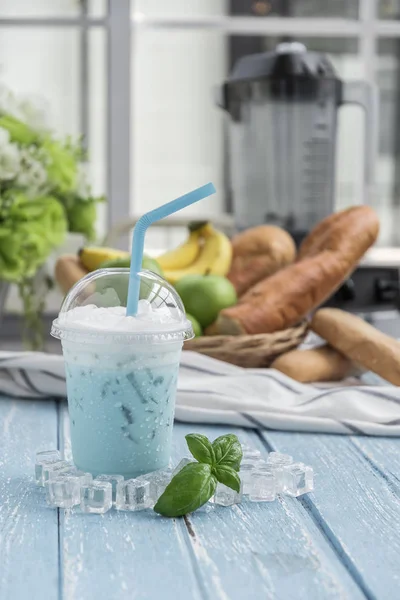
[58,405,203,600]
[351,435,400,487]
[0,396,59,600]
[171,423,365,600]
[263,430,400,600]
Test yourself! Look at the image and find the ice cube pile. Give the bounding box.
[34,445,313,515]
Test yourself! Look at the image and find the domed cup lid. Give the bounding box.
[51,268,194,344]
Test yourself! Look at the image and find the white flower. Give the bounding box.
[18,94,50,133]
[76,162,91,198]
[0,84,23,120]
[0,140,20,180]
[0,126,10,147]
[16,147,48,194]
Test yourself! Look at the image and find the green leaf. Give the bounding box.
[213,465,241,493]
[154,463,217,518]
[185,433,215,465]
[0,114,39,146]
[212,434,243,472]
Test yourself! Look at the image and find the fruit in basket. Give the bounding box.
[175,274,237,328]
[157,222,207,270]
[99,256,130,269]
[55,255,89,294]
[79,246,129,271]
[211,206,380,335]
[99,255,164,276]
[228,225,296,296]
[162,223,232,285]
[142,255,164,276]
[186,313,203,337]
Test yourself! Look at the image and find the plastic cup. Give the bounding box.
[51,268,193,478]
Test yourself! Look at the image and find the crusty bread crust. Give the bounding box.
[213,206,379,334]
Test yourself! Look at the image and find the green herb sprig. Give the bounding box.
[154,433,243,518]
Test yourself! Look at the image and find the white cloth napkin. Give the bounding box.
[0,349,399,436]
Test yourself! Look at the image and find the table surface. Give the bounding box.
[1,396,400,600]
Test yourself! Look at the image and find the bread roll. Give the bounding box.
[271,345,354,383]
[228,225,296,296]
[311,308,400,385]
[212,206,379,335]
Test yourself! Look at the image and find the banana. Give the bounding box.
[79,246,130,271]
[163,224,232,284]
[157,229,202,270]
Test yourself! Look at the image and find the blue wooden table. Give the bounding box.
[1,395,400,600]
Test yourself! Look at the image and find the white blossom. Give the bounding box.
[0,139,20,180]
[18,94,50,133]
[15,147,48,194]
[76,162,91,198]
[0,126,11,147]
[0,84,23,120]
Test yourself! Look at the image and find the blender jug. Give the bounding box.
[218,42,377,241]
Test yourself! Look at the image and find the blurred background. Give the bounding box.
[2,0,400,341]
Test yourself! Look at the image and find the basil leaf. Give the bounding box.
[185,433,215,465]
[212,434,243,471]
[154,463,217,517]
[213,465,241,493]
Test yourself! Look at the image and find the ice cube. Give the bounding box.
[36,450,61,463]
[138,468,173,502]
[266,452,293,467]
[48,467,92,484]
[213,482,243,507]
[95,474,124,503]
[241,445,261,461]
[115,479,152,511]
[36,460,72,486]
[254,462,285,493]
[283,463,314,497]
[249,471,276,502]
[240,458,263,494]
[137,299,151,315]
[172,458,193,477]
[80,481,113,514]
[35,450,62,484]
[45,476,81,508]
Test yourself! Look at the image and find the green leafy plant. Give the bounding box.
[0,84,103,348]
[154,433,243,517]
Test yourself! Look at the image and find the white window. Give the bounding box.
[2,0,400,249]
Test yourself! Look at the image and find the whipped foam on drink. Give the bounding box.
[58,300,185,333]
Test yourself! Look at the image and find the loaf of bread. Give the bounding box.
[227,225,296,296]
[311,308,400,385]
[270,344,354,383]
[55,255,88,294]
[209,206,379,335]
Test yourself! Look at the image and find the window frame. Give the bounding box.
[2,0,400,229]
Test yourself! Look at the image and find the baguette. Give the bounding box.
[227,225,296,296]
[311,308,400,385]
[211,206,379,335]
[270,344,354,383]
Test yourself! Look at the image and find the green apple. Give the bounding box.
[142,255,164,277]
[99,254,164,277]
[175,274,237,328]
[98,255,164,305]
[186,313,203,337]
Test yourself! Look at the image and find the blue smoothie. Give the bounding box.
[63,341,181,478]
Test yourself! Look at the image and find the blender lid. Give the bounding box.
[228,42,338,83]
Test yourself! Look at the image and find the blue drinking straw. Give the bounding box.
[126,182,216,316]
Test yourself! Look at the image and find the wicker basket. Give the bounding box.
[55,244,308,368]
[184,322,308,368]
